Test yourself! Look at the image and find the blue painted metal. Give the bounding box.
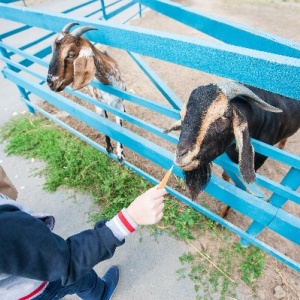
[132,0,300,59]
[0,25,30,40]
[0,0,26,5]
[127,51,182,110]
[214,154,266,198]
[105,2,136,20]
[90,80,179,119]
[100,0,108,19]
[0,0,300,273]
[0,41,34,113]
[252,139,300,169]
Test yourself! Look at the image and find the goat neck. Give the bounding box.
[92,47,125,89]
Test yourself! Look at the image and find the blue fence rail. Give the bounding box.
[0,0,300,272]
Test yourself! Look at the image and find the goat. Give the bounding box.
[47,22,126,161]
[165,81,300,217]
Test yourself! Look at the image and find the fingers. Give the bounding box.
[127,186,167,225]
[156,202,164,215]
[150,186,168,197]
[156,211,163,223]
[153,197,164,208]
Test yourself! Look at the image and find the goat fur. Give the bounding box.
[166,82,300,204]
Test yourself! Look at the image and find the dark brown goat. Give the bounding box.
[47,22,126,161]
[165,81,300,217]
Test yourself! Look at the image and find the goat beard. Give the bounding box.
[183,162,212,200]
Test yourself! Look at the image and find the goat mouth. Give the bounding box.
[175,150,205,171]
[56,86,65,92]
[175,158,201,171]
[49,81,65,92]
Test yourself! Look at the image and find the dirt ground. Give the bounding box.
[25,0,300,298]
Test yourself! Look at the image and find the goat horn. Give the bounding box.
[219,81,282,113]
[71,26,97,38]
[62,22,79,33]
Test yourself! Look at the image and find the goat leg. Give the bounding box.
[115,113,125,162]
[105,135,114,154]
[222,171,230,182]
[278,138,288,149]
[102,110,113,154]
[219,205,231,218]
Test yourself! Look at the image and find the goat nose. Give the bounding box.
[47,78,54,88]
[176,146,188,157]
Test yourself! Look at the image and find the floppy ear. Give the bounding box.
[72,56,96,90]
[232,108,255,183]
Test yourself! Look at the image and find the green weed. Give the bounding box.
[0,115,150,219]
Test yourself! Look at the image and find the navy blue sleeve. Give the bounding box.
[0,205,124,285]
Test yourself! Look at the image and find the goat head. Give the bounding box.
[166,82,282,200]
[47,23,97,92]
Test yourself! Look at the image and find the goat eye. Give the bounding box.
[67,52,75,58]
[215,116,230,133]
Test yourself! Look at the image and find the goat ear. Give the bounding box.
[72,56,96,90]
[232,108,256,183]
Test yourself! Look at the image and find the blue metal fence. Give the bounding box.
[0,0,299,272]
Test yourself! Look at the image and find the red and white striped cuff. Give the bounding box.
[106,208,139,241]
[18,281,48,300]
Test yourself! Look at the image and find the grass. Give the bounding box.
[0,115,152,218]
[0,114,267,299]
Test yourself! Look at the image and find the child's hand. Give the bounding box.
[126,186,167,225]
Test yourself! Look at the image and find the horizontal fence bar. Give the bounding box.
[105,1,136,20]
[132,0,300,58]
[0,41,49,68]
[256,173,300,205]
[213,154,300,204]
[0,4,299,100]
[90,81,179,119]
[252,140,300,170]
[0,25,30,39]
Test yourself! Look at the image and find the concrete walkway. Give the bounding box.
[0,1,196,299]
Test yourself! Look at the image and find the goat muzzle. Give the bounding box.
[175,155,200,172]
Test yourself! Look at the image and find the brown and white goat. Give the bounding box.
[165,81,300,217]
[47,22,126,161]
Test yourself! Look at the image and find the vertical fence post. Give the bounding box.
[240,166,300,247]
[0,39,34,114]
[100,0,107,20]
